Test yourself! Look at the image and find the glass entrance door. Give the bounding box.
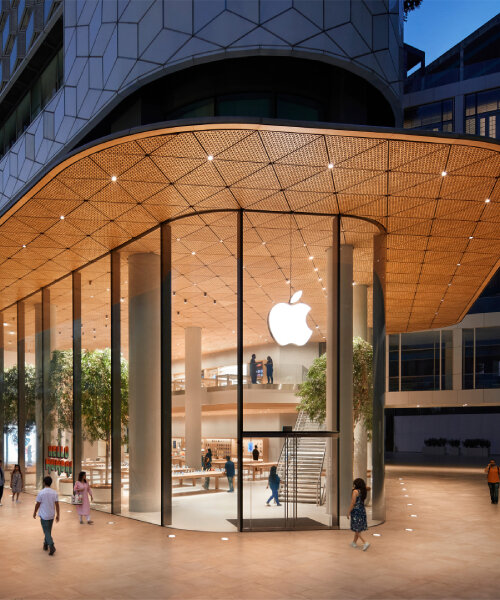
[242,432,337,531]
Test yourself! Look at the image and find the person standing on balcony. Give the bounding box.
[265,356,274,384]
[224,456,235,493]
[484,459,499,504]
[250,354,257,384]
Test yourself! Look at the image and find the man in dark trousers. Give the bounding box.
[484,459,500,504]
[224,456,235,493]
[33,476,60,556]
[0,459,4,506]
[252,445,260,461]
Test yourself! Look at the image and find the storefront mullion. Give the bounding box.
[237,209,244,532]
[111,250,121,515]
[17,301,26,477]
[72,271,82,487]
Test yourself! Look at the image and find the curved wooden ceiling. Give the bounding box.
[0,123,499,334]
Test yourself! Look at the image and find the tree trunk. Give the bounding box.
[353,419,367,482]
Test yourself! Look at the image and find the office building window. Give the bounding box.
[441,330,453,390]
[465,88,500,138]
[463,327,500,390]
[389,334,399,392]
[404,99,453,132]
[400,331,440,391]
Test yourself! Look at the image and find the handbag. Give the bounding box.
[71,492,83,505]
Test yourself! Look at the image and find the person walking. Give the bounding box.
[202,452,212,490]
[33,476,59,556]
[224,456,235,493]
[265,466,281,506]
[250,354,257,384]
[74,471,94,524]
[11,464,23,503]
[484,459,499,504]
[265,356,274,384]
[348,478,370,551]
[0,459,4,506]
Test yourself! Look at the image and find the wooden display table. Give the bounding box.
[172,470,227,490]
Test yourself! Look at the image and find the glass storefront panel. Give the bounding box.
[170,212,237,531]
[119,229,161,525]
[441,330,453,390]
[388,333,399,391]
[463,328,474,389]
[401,330,440,391]
[80,257,112,512]
[3,306,18,474]
[475,326,500,389]
[46,278,73,504]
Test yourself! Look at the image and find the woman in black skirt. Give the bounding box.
[348,478,370,551]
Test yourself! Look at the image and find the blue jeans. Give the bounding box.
[488,482,499,504]
[40,518,54,546]
[267,488,280,505]
[227,476,234,492]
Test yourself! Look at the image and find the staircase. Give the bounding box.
[277,411,327,505]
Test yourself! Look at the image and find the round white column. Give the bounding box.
[184,327,202,469]
[353,283,368,482]
[128,253,161,513]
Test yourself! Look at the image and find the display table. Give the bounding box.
[211,459,275,480]
[172,470,227,490]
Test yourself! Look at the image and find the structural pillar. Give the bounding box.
[0,311,4,463]
[34,304,44,489]
[184,327,202,469]
[17,302,26,476]
[128,253,161,512]
[372,233,387,521]
[353,284,368,482]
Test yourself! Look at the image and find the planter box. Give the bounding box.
[59,479,74,496]
[423,446,446,455]
[446,447,460,456]
[462,447,489,457]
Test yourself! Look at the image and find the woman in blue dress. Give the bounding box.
[348,478,370,551]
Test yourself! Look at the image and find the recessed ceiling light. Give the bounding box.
[262,241,266,245]
[220,239,223,243]
[441,171,447,176]
[176,238,180,241]
[352,281,356,286]
[469,236,473,239]
[168,534,176,538]
[485,198,491,203]
[405,528,413,532]
[314,267,318,272]
[457,263,461,266]
[309,256,314,260]
[322,287,326,291]
[285,280,290,284]
[221,537,229,541]
[191,251,196,255]
[328,163,334,169]
[3,322,8,326]
[111,175,117,182]
[207,155,214,161]
[316,325,319,329]
[60,215,65,220]
[373,533,381,537]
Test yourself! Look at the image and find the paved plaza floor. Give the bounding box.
[1,464,498,599]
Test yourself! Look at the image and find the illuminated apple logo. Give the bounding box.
[268,291,313,346]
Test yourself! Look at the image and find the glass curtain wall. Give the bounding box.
[170,212,237,532]
[46,278,73,503]
[119,230,161,525]
[3,306,17,479]
[80,257,112,512]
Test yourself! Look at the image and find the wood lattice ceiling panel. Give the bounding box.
[0,123,499,335]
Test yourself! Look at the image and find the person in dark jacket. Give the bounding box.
[0,459,5,506]
[250,354,257,384]
[265,356,274,384]
[202,452,212,490]
[252,445,260,461]
[266,466,281,506]
[224,456,235,493]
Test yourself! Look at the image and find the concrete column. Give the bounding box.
[339,245,354,526]
[35,304,43,489]
[453,328,462,391]
[353,284,368,482]
[185,327,202,469]
[128,253,161,512]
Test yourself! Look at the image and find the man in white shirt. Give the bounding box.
[33,476,60,556]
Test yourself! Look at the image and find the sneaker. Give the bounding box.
[265,503,270,506]
[350,542,358,549]
[87,520,94,525]
[49,545,56,556]
[43,542,48,551]
[362,543,370,552]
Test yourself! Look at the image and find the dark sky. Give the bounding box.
[404,1,499,64]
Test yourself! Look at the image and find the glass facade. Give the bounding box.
[463,326,500,389]
[465,87,500,139]
[389,330,452,392]
[0,210,384,531]
[404,99,453,132]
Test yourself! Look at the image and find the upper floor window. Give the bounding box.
[465,87,500,139]
[404,99,453,132]
[463,327,500,389]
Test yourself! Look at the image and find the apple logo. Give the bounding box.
[267,290,313,346]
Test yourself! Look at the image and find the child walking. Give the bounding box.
[348,478,370,551]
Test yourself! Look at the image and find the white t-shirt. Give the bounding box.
[36,487,59,520]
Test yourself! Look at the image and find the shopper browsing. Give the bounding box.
[265,466,281,506]
[202,452,212,490]
[11,464,23,503]
[224,456,235,493]
[252,445,260,461]
[348,478,370,551]
[33,476,59,556]
[265,356,274,384]
[74,471,94,524]
[250,354,257,384]
[484,459,499,504]
[0,459,4,506]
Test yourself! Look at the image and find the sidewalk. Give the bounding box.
[0,464,498,599]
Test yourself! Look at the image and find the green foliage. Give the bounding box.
[3,364,36,439]
[403,0,423,19]
[296,337,373,435]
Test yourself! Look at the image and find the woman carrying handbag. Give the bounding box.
[73,471,94,525]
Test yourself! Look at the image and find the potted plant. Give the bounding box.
[462,439,490,457]
[446,439,460,456]
[422,437,446,455]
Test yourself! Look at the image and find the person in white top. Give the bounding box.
[33,476,60,556]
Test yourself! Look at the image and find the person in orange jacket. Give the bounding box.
[484,459,499,504]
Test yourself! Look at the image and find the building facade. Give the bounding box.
[0,1,499,533]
